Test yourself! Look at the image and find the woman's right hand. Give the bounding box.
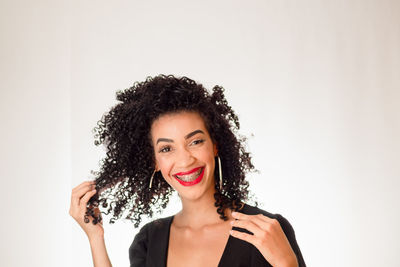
[69,180,104,240]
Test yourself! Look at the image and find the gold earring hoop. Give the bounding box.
[217,156,223,191]
[149,170,156,189]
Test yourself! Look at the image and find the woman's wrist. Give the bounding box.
[88,233,105,244]
[88,234,112,267]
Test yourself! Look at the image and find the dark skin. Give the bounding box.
[151,111,298,267]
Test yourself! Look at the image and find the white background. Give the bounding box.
[1,0,399,266]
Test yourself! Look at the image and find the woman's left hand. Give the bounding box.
[230,212,298,267]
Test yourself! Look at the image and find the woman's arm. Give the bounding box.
[70,180,112,267]
[89,235,112,267]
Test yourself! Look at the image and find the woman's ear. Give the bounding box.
[154,159,160,172]
[213,142,218,157]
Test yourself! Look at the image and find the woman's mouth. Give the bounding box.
[173,167,205,186]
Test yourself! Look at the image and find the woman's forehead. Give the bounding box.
[151,111,209,139]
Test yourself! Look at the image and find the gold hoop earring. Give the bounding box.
[149,170,156,189]
[217,156,223,191]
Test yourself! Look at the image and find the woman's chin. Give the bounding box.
[176,177,216,202]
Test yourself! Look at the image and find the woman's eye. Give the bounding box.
[191,139,205,145]
[159,146,171,153]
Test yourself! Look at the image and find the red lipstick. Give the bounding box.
[173,167,205,186]
[174,167,202,176]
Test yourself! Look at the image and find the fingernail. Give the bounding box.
[230,220,234,225]
[231,212,237,216]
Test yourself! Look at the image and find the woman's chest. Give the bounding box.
[166,224,231,267]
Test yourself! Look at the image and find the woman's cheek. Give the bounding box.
[157,159,173,182]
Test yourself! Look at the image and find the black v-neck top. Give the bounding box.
[129,204,306,267]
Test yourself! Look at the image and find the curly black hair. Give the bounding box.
[85,74,255,227]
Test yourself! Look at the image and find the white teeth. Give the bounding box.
[175,168,203,182]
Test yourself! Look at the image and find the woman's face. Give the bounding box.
[151,111,218,201]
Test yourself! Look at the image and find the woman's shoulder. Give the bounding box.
[134,215,174,238]
[129,215,173,266]
[240,203,277,218]
[241,204,290,222]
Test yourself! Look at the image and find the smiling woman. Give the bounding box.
[69,75,306,267]
[151,112,218,200]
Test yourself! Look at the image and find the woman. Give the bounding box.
[69,75,306,267]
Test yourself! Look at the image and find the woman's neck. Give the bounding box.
[175,188,231,229]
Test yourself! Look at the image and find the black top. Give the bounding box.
[129,204,306,267]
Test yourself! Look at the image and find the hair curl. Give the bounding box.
[85,74,255,227]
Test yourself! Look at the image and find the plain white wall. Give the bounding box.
[0,0,71,266]
[1,0,399,266]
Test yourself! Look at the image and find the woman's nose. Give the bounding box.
[176,147,195,167]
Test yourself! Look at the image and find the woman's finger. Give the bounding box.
[72,180,95,193]
[232,212,270,230]
[254,213,278,224]
[231,219,265,236]
[71,183,96,207]
[72,181,95,197]
[230,229,258,245]
[75,183,96,199]
[79,188,97,207]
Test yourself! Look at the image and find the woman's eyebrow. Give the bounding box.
[184,129,204,139]
[156,138,173,144]
[156,130,205,145]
